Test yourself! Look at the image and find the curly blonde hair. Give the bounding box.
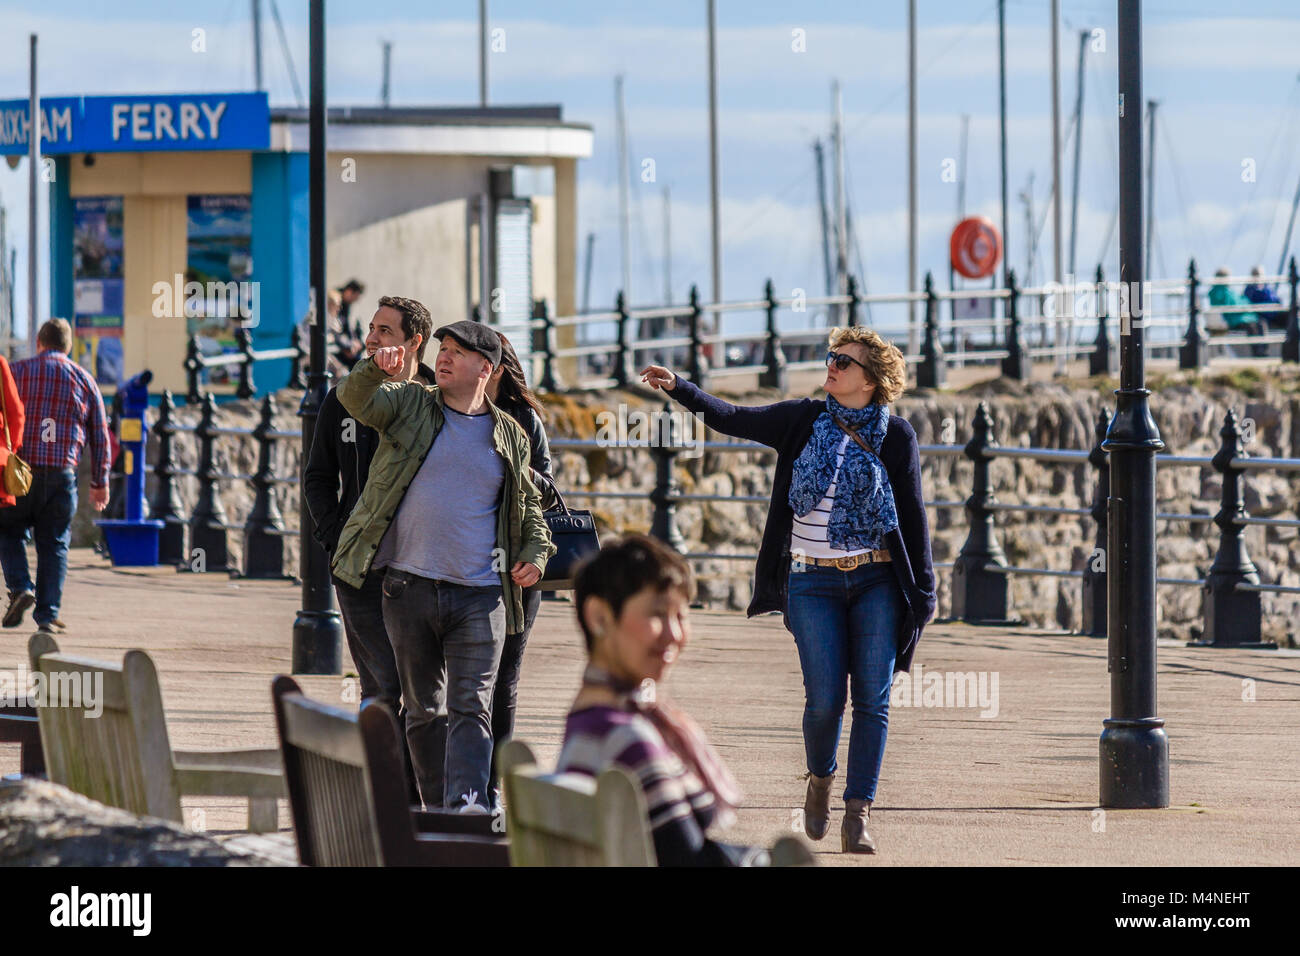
[828,326,907,404]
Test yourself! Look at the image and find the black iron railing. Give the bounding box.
[183,327,305,402]
[113,393,1298,648]
[178,259,1300,401]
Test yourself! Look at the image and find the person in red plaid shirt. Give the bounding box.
[0,319,111,632]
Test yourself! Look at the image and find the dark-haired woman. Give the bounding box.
[642,326,936,854]
[556,533,769,866]
[485,332,559,806]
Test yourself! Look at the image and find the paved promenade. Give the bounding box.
[3,549,1297,866]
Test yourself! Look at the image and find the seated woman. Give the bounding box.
[555,534,768,866]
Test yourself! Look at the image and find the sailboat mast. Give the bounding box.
[832,81,848,325]
[707,0,721,305]
[814,139,833,298]
[1051,0,1065,374]
[908,0,918,353]
[1069,30,1088,280]
[662,186,672,306]
[1278,174,1300,278]
[615,75,631,304]
[1145,100,1157,282]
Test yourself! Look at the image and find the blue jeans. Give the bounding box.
[0,467,78,628]
[786,562,904,802]
[380,569,505,810]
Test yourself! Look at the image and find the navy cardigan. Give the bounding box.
[666,377,937,673]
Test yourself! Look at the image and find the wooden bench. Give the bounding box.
[27,633,285,832]
[498,739,816,867]
[271,675,509,866]
[0,703,45,776]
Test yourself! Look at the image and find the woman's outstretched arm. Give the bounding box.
[641,365,809,448]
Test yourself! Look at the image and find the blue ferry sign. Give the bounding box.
[0,92,269,155]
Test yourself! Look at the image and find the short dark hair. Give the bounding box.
[376,295,433,360]
[572,534,695,653]
[37,318,73,353]
[341,279,365,295]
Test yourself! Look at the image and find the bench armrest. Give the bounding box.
[173,765,286,833]
[171,748,283,771]
[173,765,285,798]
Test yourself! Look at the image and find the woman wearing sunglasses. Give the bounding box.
[641,327,935,854]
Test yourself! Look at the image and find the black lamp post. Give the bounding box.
[1099,0,1168,808]
[292,0,343,674]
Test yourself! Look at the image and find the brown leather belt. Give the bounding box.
[801,550,891,570]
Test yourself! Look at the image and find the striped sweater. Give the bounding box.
[557,705,766,867]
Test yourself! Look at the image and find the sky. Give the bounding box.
[2,0,1300,340]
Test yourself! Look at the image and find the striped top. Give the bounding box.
[557,705,765,867]
[790,434,870,560]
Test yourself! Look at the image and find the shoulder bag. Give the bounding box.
[537,487,601,591]
[0,380,31,498]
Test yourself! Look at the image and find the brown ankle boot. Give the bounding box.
[802,772,835,840]
[842,798,876,853]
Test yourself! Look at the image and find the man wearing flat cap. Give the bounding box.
[334,318,555,811]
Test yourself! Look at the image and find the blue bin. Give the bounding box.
[97,519,165,567]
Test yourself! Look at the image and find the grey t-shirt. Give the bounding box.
[374,405,505,586]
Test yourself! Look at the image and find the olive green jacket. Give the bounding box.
[331,357,556,635]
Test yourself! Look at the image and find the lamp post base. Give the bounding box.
[291,610,343,675]
[1099,716,1169,808]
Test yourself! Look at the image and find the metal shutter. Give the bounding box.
[493,198,533,384]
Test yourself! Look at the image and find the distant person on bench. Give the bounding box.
[1243,265,1285,331]
[1208,267,1263,335]
[1208,267,1265,356]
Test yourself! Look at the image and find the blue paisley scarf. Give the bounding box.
[788,396,898,552]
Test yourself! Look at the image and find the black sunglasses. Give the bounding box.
[826,350,870,373]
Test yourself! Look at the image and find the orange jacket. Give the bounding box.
[0,355,26,507]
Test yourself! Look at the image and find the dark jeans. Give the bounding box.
[382,570,505,810]
[786,562,905,803]
[487,586,542,796]
[0,467,77,627]
[333,569,422,803]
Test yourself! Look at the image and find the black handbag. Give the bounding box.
[538,488,600,591]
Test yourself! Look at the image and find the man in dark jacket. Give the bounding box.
[304,295,435,796]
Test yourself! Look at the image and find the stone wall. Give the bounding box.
[79,365,1300,646]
